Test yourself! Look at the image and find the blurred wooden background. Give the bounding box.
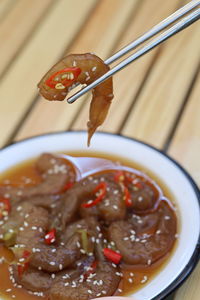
[0,0,199,299]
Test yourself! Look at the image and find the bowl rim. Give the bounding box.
[0,130,199,300]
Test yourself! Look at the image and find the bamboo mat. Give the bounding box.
[0,0,199,299]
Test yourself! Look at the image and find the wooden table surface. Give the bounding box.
[0,0,199,299]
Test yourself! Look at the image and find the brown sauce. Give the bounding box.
[0,152,179,300]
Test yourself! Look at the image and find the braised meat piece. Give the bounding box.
[12,266,52,292]
[50,241,120,300]
[108,200,177,265]
[50,261,120,300]
[13,204,82,272]
[0,153,75,203]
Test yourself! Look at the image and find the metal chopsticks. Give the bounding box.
[67,1,200,104]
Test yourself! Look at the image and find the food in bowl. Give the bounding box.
[38,53,113,146]
[0,151,177,300]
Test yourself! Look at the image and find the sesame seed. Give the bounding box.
[96,226,101,232]
[141,275,148,283]
[91,237,96,243]
[51,274,56,279]
[141,239,147,243]
[156,230,161,234]
[128,278,133,283]
[76,241,81,248]
[113,205,118,210]
[55,83,65,89]
[118,288,122,293]
[88,290,92,294]
[130,272,134,277]
[137,219,143,224]
[50,262,56,266]
[92,67,97,71]
[123,237,129,241]
[164,216,171,220]
[71,281,76,288]
[104,199,110,206]
[6,289,12,292]
[86,200,93,205]
[147,259,152,265]
[59,264,63,270]
[64,282,69,286]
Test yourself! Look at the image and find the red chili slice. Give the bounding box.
[82,182,107,208]
[114,171,145,207]
[124,186,132,207]
[17,250,31,278]
[103,248,122,264]
[45,228,56,245]
[22,250,31,260]
[61,182,74,193]
[45,67,81,89]
[18,263,29,278]
[0,198,11,219]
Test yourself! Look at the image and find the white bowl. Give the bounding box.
[0,131,199,300]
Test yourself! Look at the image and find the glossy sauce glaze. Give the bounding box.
[0,152,178,300]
